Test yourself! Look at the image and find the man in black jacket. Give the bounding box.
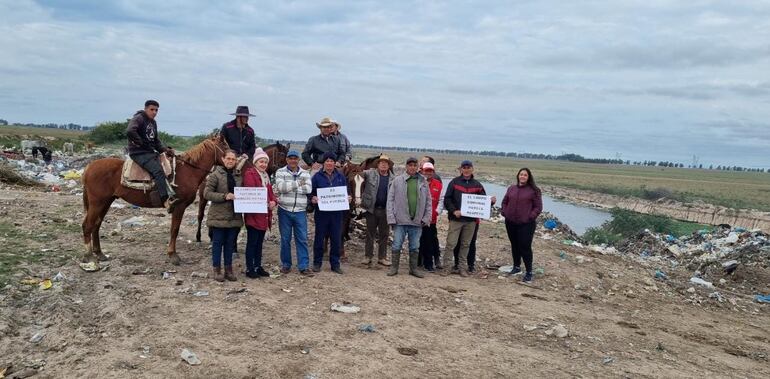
[126,100,177,211]
[220,105,257,161]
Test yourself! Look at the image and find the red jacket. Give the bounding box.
[427,177,442,224]
[501,184,543,225]
[242,167,276,231]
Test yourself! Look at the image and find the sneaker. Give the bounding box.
[468,266,476,273]
[451,267,460,275]
[362,257,372,266]
[311,265,321,273]
[378,258,392,266]
[522,272,533,283]
[256,267,270,277]
[244,271,259,279]
[331,267,344,275]
[280,267,291,274]
[459,269,469,278]
[299,269,315,277]
[508,266,522,276]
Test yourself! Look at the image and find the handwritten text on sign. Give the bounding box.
[460,194,491,219]
[317,186,350,211]
[234,187,268,213]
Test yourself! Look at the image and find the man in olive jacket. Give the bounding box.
[360,154,395,268]
[386,157,432,278]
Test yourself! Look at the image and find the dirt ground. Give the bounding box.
[1,186,769,379]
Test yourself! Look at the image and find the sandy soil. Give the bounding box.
[1,186,768,379]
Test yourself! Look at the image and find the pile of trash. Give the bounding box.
[610,226,769,270]
[0,149,115,188]
[536,211,582,242]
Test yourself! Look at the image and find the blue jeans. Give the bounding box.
[391,224,422,253]
[313,210,343,269]
[245,226,266,273]
[278,208,310,270]
[211,227,239,267]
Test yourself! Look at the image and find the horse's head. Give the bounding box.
[264,141,290,176]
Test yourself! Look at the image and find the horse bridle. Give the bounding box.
[176,139,229,173]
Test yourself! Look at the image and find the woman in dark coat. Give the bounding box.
[501,168,543,283]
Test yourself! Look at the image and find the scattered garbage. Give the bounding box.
[190,272,208,278]
[29,332,45,344]
[38,279,52,290]
[689,277,714,288]
[602,356,615,365]
[226,288,247,295]
[331,302,361,314]
[755,294,770,304]
[121,216,146,227]
[358,324,376,333]
[52,272,66,282]
[721,260,739,273]
[534,267,545,275]
[192,291,209,297]
[162,271,173,279]
[180,348,201,365]
[654,269,668,280]
[543,219,558,230]
[139,346,151,359]
[397,347,418,356]
[79,262,99,272]
[545,324,569,338]
[497,265,513,274]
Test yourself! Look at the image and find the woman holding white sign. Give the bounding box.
[501,168,543,283]
[242,148,277,279]
[203,150,243,282]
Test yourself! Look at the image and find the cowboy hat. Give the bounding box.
[375,154,394,166]
[316,116,337,128]
[230,105,256,117]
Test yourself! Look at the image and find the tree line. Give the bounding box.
[0,119,94,131]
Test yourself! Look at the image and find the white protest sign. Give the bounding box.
[460,193,491,219]
[317,186,350,211]
[234,187,268,213]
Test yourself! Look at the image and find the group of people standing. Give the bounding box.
[125,101,544,283]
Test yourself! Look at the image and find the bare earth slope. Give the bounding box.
[1,187,768,378]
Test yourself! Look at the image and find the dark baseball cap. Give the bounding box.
[460,160,473,167]
[406,157,418,164]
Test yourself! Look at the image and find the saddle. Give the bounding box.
[121,155,174,191]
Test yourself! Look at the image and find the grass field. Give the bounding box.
[354,148,770,212]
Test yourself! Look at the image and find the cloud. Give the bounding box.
[0,1,769,168]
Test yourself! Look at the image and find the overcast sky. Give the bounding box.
[1,1,769,168]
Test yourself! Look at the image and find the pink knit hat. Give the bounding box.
[253,147,269,163]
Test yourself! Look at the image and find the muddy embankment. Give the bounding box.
[543,185,770,233]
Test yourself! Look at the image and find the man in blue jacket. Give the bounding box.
[310,152,350,274]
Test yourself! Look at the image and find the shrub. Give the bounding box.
[88,121,128,144]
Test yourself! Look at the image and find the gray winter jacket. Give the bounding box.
[203,166,244,229]
[360,168,393,213]
[386,172,432,226]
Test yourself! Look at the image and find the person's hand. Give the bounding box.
[268,201,276,209]
[311,196,318,204]
[490,195,497,205]
[453,210,462,218]
[240,153,248,161]
[225,193,235,201]
[312,163,321,171]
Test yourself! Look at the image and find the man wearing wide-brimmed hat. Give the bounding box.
[359,154,395,268]
[302,117,346,172]
[220,105,257,161]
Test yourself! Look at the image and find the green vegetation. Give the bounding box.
[0,125,86,151]
[583,208,709,245]
[88,121,211,151]
[355,148,770,212]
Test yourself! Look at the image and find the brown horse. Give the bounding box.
[81,136,230,265]
[338,156,381,259]
[194,141,290,243]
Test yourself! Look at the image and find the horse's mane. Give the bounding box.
[183,139,215,165]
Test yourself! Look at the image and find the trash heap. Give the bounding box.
[536,211,582,242]
[610,226,769,271]
[0,149,115,189]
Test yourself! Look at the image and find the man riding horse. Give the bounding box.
[126,99,177,212]
[220,105,257,162]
